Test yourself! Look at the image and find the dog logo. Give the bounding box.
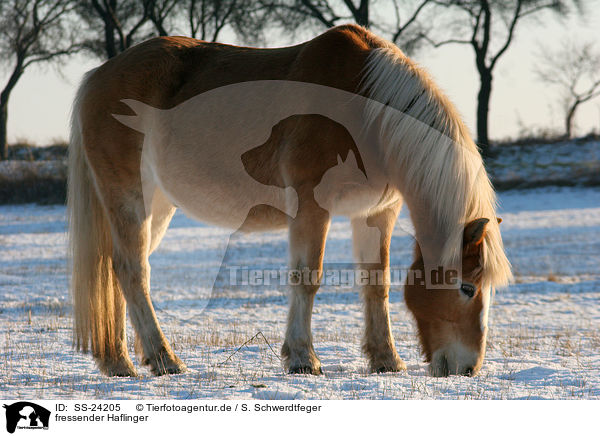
[3,402,50,433]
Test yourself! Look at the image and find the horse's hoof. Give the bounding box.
[151,360,187,376]
[109,368,139,377]
[371,358,407,374]
[151,365,187,376]
[289,365,322,375]
[99,358,138,377]
[145,351,187,376]
[375,366,399,374]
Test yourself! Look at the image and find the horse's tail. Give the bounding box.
[68,71,120,361]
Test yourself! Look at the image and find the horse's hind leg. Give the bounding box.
[69,122,138,377]
[352,203,406,373]
[84,145,184,376]
[100,274,136,376]
[105,194,185,376]
[134,186,176,366]
[281,201,330,375]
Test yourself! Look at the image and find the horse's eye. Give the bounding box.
[460,283,476,298]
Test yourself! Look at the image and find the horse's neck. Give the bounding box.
[404,190,457,272]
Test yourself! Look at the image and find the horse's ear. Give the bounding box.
[337,154,344,165]
[464,218,489,249]
[497,217,502,224]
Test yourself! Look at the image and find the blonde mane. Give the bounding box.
[360,45,512,290]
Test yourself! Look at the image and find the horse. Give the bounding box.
[68,24,512,377]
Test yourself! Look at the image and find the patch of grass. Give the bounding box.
[7,140,68,161]
[0,160,67,204]
[547,273,560,283]
[494,130,599,148]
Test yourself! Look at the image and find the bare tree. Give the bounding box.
[182,0,244,41]
[424,0,577,156]
[0,0,81,160]
[76,0,154,59]
[144,0,270,44]
[535,40,600,138]
[260,0,436,53]
[146,0,179,36]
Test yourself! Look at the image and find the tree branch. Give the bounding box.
[299,0,338,27]
[391,0,432,43]
[422,33,471,48]
[341,0,358,17]
[23,46,81,68]
[489,0,522,69]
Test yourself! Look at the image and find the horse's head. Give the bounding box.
[404,217,496,377]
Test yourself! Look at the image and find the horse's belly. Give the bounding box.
[167,186,249,229]
[319,185,400,218]
[153,164,294,230]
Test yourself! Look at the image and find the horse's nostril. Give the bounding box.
[464,367,474,376]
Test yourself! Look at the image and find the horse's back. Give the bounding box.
[81,24,382,112]
[75,25,391,222]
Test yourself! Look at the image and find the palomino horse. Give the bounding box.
[68,24,511,377]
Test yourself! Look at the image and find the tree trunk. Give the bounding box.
[0,62,23,160]
[92,1,118,59]
[152,18,168,36]
[104,20,118,58]
[356,0,369,27]
[476,69,492,158]
[0,102,7,160]
[565,101,579,139]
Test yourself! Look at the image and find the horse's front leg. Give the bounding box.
[352,203,406,373]
[281,201,330,375]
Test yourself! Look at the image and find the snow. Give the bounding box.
[0,160,67,183]
[0,187,599,399]
[488,139,600,189]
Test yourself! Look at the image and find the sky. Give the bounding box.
[3,4,600,145]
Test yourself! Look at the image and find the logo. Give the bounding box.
[3,402,50,433]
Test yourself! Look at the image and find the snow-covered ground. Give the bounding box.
[0,187,599,399]
[488,139,600,189]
